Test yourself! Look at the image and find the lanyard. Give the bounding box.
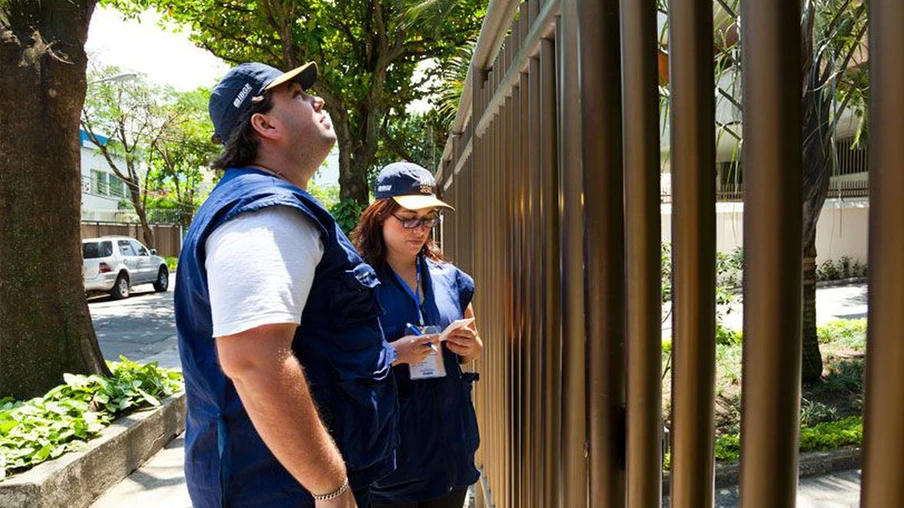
[392,261,424,326]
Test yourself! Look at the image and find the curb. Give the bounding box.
[663,445,861,494]
[0,392,186,508]
[815,277,867,289]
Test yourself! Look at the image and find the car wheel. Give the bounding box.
[110,273,130,300]
[153,267,169,292]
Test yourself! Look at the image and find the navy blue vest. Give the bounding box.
[370,256,480,503]
[174,168,399,508]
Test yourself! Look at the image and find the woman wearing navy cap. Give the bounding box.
[352,161,483,508]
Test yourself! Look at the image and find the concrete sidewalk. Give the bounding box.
[664,470,861,507]
[91,435,191,507]
[93,435,861,508]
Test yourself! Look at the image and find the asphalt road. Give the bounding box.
[88,273,181,370]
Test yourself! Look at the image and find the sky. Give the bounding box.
[85,6,341,186]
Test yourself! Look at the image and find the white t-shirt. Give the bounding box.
[205,206,325,338]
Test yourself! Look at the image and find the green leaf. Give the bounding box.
[34,445,52,462]
[0,359,182,482]
[136,389,160,407]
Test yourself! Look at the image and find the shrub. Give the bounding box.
[817,318,867,349]
[716,324,743,346]
[816,359,866,396]
[661,338,672,354]
[839,256,853,279]
[714,416,862,464]
[330,198,366,236]
[714,433,741,462]
[0,358,183,481]
[165,256,178,272]
[800,398,838,427]
[716,343,744,385]
[817,258,867,282]
[817,259,840,281]
[661,243,672,303]
[799,416,862,452]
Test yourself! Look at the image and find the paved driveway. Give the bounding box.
[88,274,180,370]
[662,282,868,337]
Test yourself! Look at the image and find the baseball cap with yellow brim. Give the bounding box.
[374,162,454,211]
[209,62,318,144]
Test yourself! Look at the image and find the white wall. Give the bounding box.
[80,140,124,211]
[661,197,869,264]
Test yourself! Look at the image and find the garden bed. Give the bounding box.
[0,359,185,508]
[662,318,868,471]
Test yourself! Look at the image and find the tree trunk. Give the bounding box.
[334,112,370,205]
[0,0,110,399]
[130,186,155,249]
[801,244,823,383]
[799,44,832,384]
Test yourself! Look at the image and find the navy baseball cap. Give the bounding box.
[374,162,454,211]
[208,62,317,144]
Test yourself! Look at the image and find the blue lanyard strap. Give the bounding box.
[392,262,424,326]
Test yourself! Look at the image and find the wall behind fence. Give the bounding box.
[660,198,870,264]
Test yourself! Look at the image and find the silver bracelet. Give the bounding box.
[311,477,350,501]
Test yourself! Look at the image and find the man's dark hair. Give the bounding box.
[211,93,275,170]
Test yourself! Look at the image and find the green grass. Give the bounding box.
[661,318,869,465]
[714,416,863,463]
[0,358,183,481]
[818,318,867,348]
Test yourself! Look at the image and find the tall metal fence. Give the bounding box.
[435,0,903,507]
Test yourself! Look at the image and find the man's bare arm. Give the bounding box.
[216,323,352,505]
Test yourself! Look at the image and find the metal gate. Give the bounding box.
[435,0,903,506]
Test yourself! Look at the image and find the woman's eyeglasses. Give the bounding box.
[392,214,440,229]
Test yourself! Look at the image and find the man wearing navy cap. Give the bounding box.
[175,62,400,508]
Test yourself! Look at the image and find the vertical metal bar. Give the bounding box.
[861,0,904,505]
[539,36,561,508]
[558,1,588,506]
[738,1,803,506]
[517,12,530,507]
[497,77,505,508]
[668,0,717,505]
[528,59,541,508]
[507,86,520,508]
[577,0,626,506]
[620,0,663,504]
[516,76,528,508]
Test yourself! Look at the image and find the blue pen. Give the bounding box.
[407,323,438,352]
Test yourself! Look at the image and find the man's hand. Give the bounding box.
[314,487,357,508]
[391,334,437,365]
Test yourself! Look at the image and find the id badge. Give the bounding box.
[409,325,446,380]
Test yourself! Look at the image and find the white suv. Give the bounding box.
[82,236,169,299]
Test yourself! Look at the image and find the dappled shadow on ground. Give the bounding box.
[88,277,176,364]
[840,291,867,307]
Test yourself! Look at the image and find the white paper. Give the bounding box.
[438,318,476,342]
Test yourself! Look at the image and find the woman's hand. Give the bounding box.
[445,325,483,363]
[391,334,438,366]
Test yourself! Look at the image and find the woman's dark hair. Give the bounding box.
[352,198,445,271]
[211,93,275,171]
